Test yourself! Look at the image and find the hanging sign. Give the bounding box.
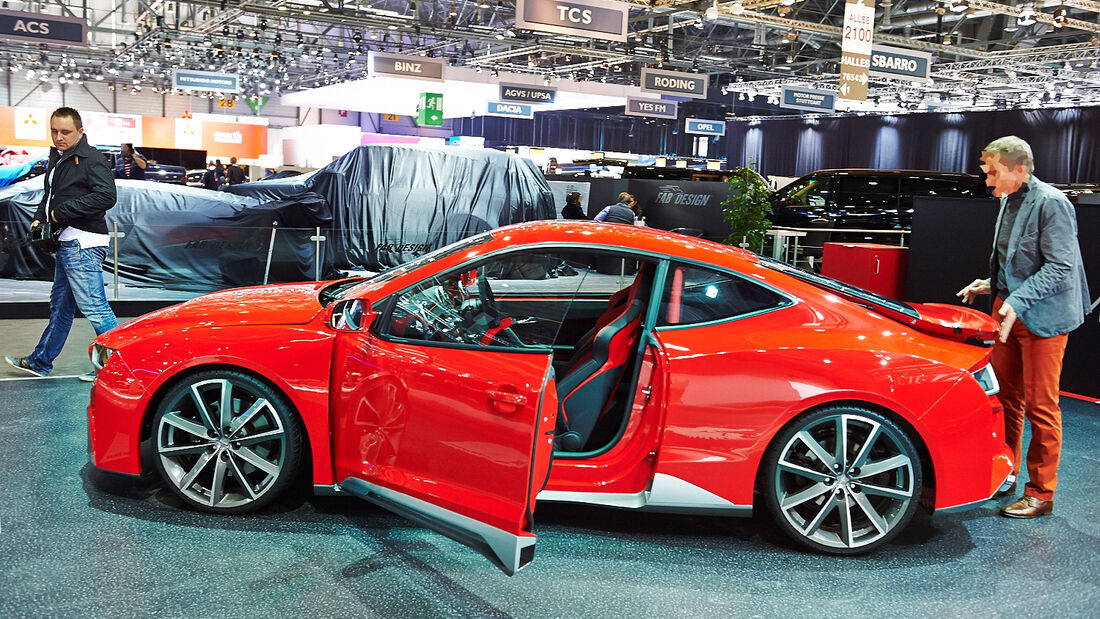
[246,96,270,116]
[500,83,557,104]
[625,97,678,119]
[172,69,240,93]
[780,87,837,113]
[641,68,708,100]
[369,52,446,81]
[870,44,932,83]
[0,9,87,46]
[838,0,875,101]
[487,101,535,119]
[685,119,726,136]
[515,0,628,42]
[416,92,444,126]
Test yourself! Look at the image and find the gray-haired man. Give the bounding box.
[957,135,1090,519]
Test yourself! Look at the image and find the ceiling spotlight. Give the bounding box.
[730,1,744,15]
[777,5,791,16]
[949,0,968,13]
[1052,7,1067,28]
[704,1,719,20]
[1018,4,1036,26]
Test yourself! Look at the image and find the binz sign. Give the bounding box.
[0,9,87,46]
[625,97,678,119]
[515,0,628,42]
[641,68,708,100]
[369,52,446,81]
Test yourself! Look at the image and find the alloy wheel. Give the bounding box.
[770,410,919,552]
[155,375,291,511]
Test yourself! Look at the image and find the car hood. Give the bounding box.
[875,302,999,346]
[114,282,326,338]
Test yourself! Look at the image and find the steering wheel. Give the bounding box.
[474,272,526,347]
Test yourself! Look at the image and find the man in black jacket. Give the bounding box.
[5,107,119,379]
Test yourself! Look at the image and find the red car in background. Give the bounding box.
[87,221,1013,574]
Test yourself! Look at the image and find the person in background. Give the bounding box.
[5,107,118,380]
[226,156,246,185]
[631,199,646,226]
[202,160,225,190]
[957,135,1090,519]
[561,191,587,219]
[593,192,637,225]
[113,143,146,180]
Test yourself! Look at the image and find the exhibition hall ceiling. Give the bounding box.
[1,0,1097,115]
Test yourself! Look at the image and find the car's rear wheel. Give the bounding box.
[152,370,302,514]
[761,406,921,554]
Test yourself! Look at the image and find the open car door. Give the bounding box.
[328,296,558,575]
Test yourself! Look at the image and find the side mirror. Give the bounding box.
[327,299,373,331]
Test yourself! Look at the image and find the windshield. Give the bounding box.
[759,257,918,319]
[322,231,494,305]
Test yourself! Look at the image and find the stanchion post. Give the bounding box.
[309,226,326,281]
[109,221,126,301]
[263,221,278,285]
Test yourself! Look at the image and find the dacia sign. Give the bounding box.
[500,83,557,104]
[0,9,87,46]
[685,119,725,137]
[487,101,535,119]
[870,44,932,83]
[172,69,240,94]
[625,97,678,120]
[515,0,628,42]
[641,68,708,100]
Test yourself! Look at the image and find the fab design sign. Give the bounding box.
[625,97,678,119]
[685,119,726,136]
[515,0,628,42]
[369,51,446,81]
[0,9,87,46]
[641,68,708,100]
[487,101,535,119]
[172,69,240,93]
[780,87,837,113]
[870,44,932,83]
[500,83,557,104]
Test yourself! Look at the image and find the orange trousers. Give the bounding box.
[991,297,1068,501]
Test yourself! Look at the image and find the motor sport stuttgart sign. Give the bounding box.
[515,0,629,42]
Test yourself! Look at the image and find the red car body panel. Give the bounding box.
[88,220,1012,561]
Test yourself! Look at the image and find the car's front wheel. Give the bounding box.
[761,406,922,554]
[152,370,303,514]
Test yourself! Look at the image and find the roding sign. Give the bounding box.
[641,68,708,100]
[515,0,628,42]
[0,9,87,46]
[625,97,678,119]
[685,119,725,136]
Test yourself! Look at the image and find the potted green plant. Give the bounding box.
[721,166,772,253]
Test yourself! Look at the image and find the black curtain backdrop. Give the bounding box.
[724,107,1100,183]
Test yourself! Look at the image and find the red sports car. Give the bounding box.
[87,221,1013,574]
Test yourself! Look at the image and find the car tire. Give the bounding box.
[761,405,922,555]
[151,370,303,514]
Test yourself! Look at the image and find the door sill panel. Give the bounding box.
[538,473,752,516]
[339,477,535,576]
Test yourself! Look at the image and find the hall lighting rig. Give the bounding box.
[0,0,1097,116]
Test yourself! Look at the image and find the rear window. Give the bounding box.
[760,257,918,319]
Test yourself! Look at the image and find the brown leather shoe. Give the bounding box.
[993,482,1016,500]
[1000,495,1053,518]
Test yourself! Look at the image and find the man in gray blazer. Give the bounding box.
[958,135,1090,519]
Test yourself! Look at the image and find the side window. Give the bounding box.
[383,249,643,348]
[658,264,787,327]
[782,176,832,207]
[901,176,985,199]
[835,176,899,208]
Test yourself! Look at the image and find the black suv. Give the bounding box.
[769,169,988,231]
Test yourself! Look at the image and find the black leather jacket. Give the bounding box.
[33,134,117,235]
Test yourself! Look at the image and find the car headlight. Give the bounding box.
[972,363,999,396]
[91,343,117,371]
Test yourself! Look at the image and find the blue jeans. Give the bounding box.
[26,240,119,375]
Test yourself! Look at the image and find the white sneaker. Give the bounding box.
[5,356,46,377]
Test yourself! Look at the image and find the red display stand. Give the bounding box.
[821,243,909,299]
